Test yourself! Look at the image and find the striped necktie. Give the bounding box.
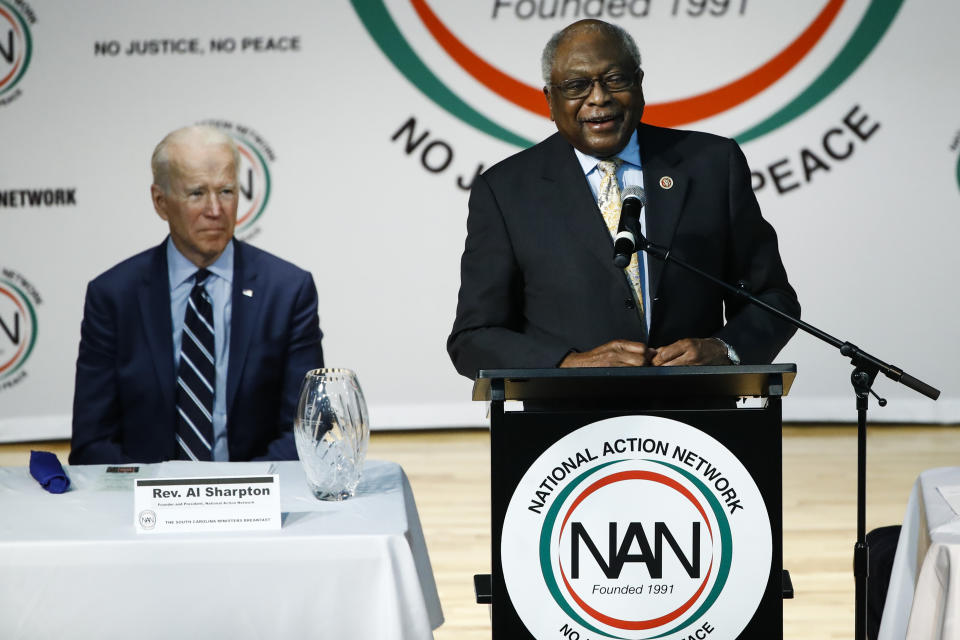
[176,268,215,461]
[597,159,645,326]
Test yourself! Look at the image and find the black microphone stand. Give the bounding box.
[634,233,940,640]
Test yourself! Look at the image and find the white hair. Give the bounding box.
[541,20,642,85]
[151,125,240,192]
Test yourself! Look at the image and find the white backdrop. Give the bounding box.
[1,0,958,441]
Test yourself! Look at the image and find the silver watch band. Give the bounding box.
[714,338,741,365]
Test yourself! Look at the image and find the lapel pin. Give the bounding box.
[242,289,254,298]
[659,176,674,190]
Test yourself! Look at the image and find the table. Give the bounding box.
[879,466,960,640]
[0,459,443,640]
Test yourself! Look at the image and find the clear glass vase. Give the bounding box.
[294,368,369,500]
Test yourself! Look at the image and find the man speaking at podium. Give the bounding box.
[448,19,799,377]
[70,126,323,464]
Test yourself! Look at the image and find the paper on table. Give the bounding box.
[937,485,960,517]
[96,465,150,491]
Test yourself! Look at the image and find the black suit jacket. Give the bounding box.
[70,239,324,463]
[448,123,799,377]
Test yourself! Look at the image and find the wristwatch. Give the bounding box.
[714,338,741,365]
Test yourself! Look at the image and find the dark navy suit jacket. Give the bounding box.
[69,238,323,463]
[448,123,800,376]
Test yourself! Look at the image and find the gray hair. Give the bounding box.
[151,125,240,192]
[541,20,642,85]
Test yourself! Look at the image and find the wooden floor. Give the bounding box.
[2,424,957,639]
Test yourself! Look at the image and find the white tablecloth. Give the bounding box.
[879,466,960,640]
[0,459,443,640]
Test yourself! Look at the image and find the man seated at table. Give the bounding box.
[70,125,323,464]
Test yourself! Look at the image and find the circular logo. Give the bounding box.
[0,275,38,381]
[501,416,771,639]
[659,176,674,190]
[139,510,157,530]
[353,0,903,147]
[199,120,274,238]
[233,135,271,234]
[0,0,33,97]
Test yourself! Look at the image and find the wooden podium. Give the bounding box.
[473,365,796,640]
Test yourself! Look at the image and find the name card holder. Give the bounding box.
[134,475,280,534]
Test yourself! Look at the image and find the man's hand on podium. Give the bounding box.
[559,339,656,368]
[651,337,730,366]
[559,337,732,368]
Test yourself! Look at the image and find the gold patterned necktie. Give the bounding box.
[596,159,645,324]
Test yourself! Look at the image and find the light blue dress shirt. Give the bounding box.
[167,238,232,461]
[573,131,652,331]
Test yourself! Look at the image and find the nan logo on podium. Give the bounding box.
[501,416,771,640]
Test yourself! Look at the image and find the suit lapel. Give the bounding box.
[226,240,260,415]
[138,242,175,409]
[541,134,621,275]
[639,123,688,300]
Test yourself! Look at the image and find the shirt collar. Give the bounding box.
[573,130,641,176]
[166,237,234,290]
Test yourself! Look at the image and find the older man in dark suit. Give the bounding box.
[70,125,323,463]
[448,19,799,377]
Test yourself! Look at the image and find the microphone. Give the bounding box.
[613,186,647,268]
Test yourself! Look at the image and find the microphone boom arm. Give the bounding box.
[637,236,939,400]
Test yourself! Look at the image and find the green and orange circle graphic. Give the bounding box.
[352,0,903,146]
[233,135,272,234]
[500,416,771,640]
[538,460,733,639]
[0,0,32,97]
[0,278,38,380]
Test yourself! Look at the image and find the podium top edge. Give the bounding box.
[471,364,797,401]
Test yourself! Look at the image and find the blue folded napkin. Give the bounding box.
[29,450,71,494]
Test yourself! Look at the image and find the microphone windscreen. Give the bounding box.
[622,185,647,206]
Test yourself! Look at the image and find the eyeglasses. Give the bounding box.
[550,68,642,100]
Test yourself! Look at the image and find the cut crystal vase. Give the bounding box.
[294,368,369,500]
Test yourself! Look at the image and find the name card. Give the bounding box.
[134,475,280,534]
